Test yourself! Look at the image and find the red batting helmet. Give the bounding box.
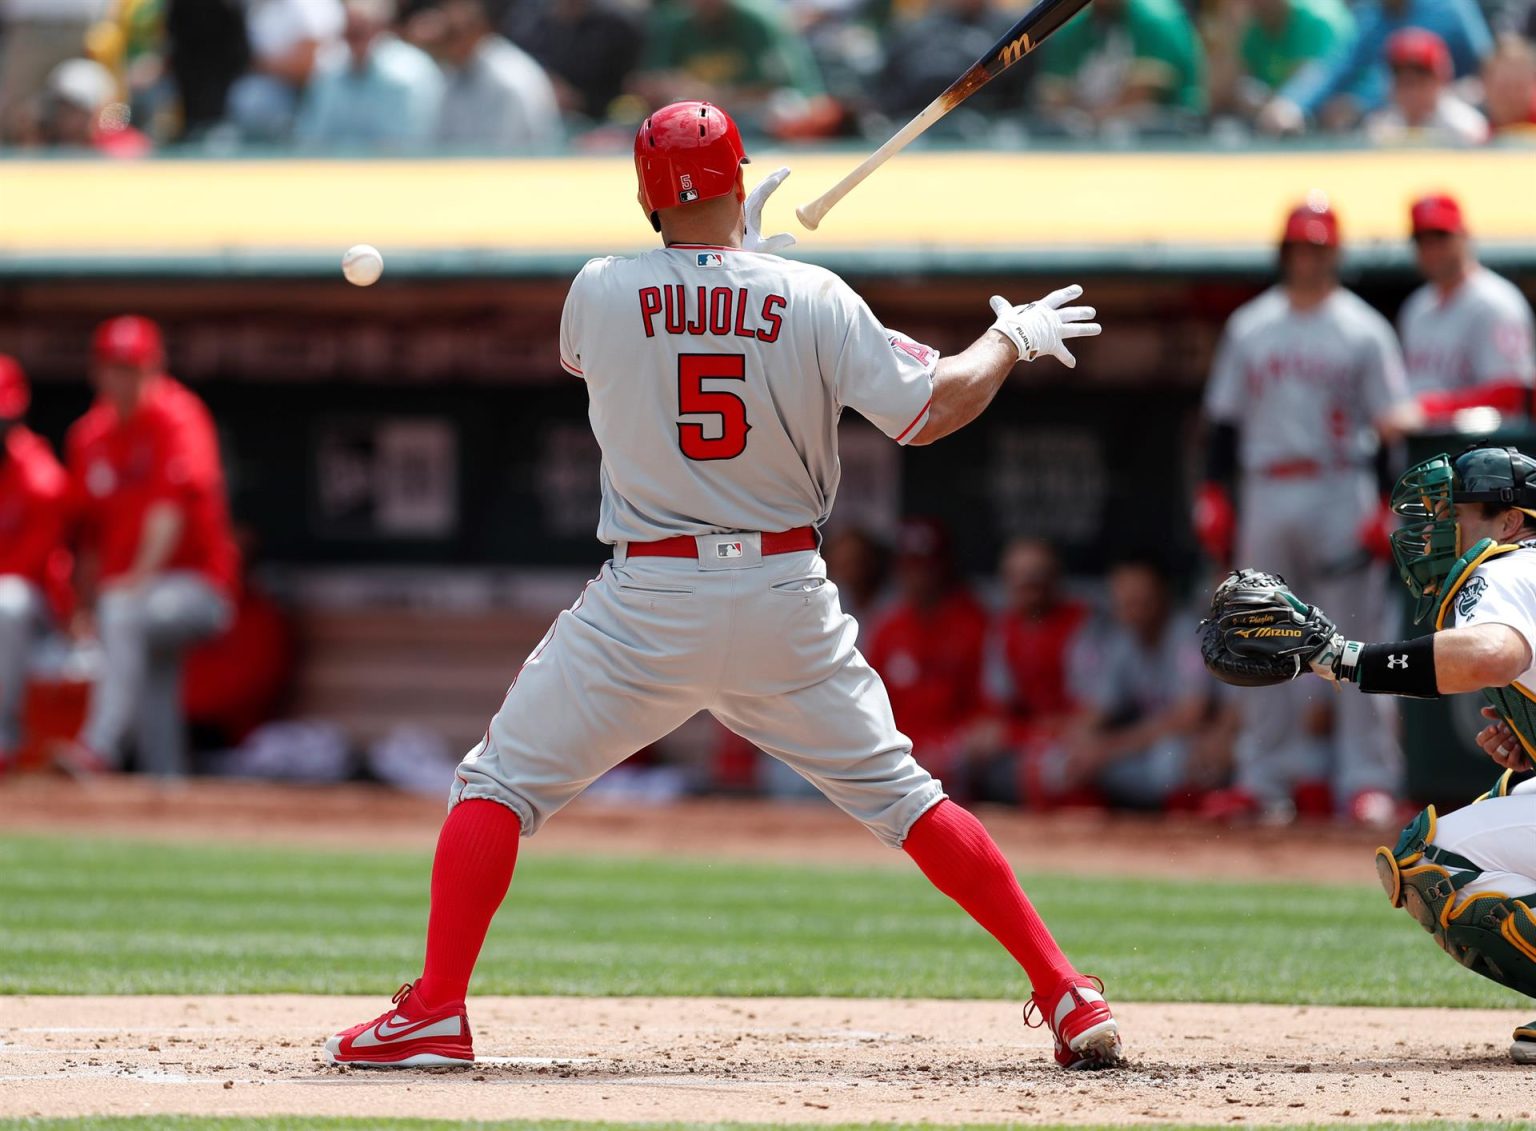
[634,101,749,233]
[92,315,164,368]
[1281,200,1340,248]
[0,354,28,419]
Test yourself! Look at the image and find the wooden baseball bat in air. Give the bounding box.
[795,0,1095,231]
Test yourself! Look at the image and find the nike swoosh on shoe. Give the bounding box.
[351,1014,465,1049]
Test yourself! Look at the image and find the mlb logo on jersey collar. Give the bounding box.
[697,252,724,268]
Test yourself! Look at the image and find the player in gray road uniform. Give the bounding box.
[324,100,1124,1072]
[1196,199,1415,823]
[1397,193,1536,426]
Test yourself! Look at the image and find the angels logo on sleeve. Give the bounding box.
[889,334,936,367]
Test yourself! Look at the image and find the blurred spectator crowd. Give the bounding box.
[2,0,1535,156]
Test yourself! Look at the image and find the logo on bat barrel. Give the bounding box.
[998,32,1034,67]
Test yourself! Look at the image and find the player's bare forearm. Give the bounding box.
[907,332,1017,446]
[1431,625,1532,693]
[119,502,184,586]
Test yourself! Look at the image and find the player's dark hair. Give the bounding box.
[1476,502,1536,535]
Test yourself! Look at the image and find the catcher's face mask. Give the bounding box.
[1392,445,1536,623]
[1390,454,1459,624]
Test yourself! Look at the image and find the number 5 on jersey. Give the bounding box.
[677,354,750,460]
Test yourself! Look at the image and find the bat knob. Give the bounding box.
[795,205,821,232]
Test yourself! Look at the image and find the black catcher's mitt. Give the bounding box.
[1200,569,1339,687]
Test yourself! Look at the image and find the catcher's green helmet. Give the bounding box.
[1391,444,1536,623]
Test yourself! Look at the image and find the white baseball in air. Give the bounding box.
[342,244,384,287]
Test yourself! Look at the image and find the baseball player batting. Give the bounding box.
[1196,200,1411,823]
[324,101,1120,1071]
[1203,443,1536,1063]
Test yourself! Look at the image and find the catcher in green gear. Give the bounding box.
[1203,443,1536,1064]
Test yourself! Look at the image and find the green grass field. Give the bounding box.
[0,834,1524,1008]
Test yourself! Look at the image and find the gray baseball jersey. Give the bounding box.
[455,243,948,846]
[559,244,936,544]
[1204,285,1408,810]
[1399,267,1536,396]
[1204,286,1410,473]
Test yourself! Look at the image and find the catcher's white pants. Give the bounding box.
[1431,785,1536,898]
[1232,470,1403,807]
[452,545,945,846]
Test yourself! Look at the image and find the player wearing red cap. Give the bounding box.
[1397,193,1536,425]
[865,517,989,770]
[60,316,239,778]
[1196,200,1414,824]
[0,356,72,772]
[1366,28,1489,144]
[323,100,1118,1072]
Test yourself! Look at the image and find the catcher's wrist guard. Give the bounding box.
[1355,637,1440,698]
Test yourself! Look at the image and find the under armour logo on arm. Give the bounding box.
[1387,654,1408,669]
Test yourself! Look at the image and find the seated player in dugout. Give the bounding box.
[324,100,1124,1072]
[864,517,989,781]
[0,355,72,774]
[1203,442,1536,1063]
[55,316,240,779]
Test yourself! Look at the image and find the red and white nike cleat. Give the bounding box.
[324,982,474,1067]
[1025,974,1123,1069]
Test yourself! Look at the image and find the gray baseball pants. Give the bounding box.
[0,575,47,754]
[81,572,232,777]
[1233,470,1403,807]
[452,538,946,846]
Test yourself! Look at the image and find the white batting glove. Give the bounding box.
[743,167,797,254]
[988,285,1101,368]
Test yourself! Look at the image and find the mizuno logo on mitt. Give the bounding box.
[1233,627,1303,639]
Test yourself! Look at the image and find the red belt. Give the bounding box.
[625,526,818,558]
[1257,459,1358,479]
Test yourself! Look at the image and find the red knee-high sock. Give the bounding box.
[414,799,522,1009]
[902,799,1076,996]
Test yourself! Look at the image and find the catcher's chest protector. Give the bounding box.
[1435,539,1536,761]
